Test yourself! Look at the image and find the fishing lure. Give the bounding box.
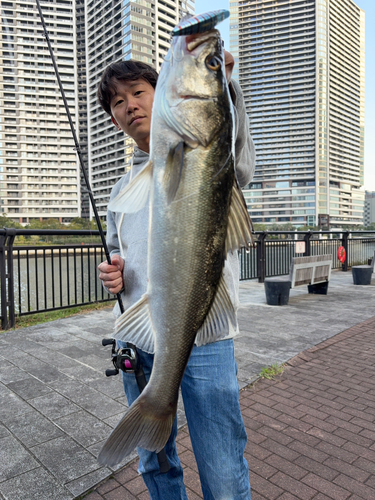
[172,9,230,37]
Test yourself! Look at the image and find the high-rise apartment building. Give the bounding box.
[235,0,365,228]
[229,1,240,82]
[0,0,81,223]
[364,191,375,227]
[76,0,90,219]
[85,0,194,218]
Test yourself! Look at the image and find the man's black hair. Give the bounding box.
[97,60,158,116]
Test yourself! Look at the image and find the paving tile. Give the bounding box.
[48,378,127,420]
[323,457,371,483]
[257,425,294,446]
[55,410,112,447]
[31,436,100,483]
[0,424,10,439]
[315,441,358,464]
[269,471,317,500]
[248,472,284,500]
[81,491,103,500]
[0,366,32,385]
[103,486,137,500]
[125,474,147,496]
[96,478,121,495]
[283,426,322,448]
[66,467,111,498]
[294,455,340,482]
[0,435,39,482]
[60,363,104,384]
[25,360,71,383]
[28,391,80,420]
[247,455,277,480]
[0,384,33,422]
[5,408,64,447]
[333,473,375,500]
[183,467,203,497]
[301,472,351,500]
[289,440,329,464]
[0,468,73,500]
[264,453,307,481]
[6,376,53,400]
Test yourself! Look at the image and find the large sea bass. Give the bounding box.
[98,27,253,467]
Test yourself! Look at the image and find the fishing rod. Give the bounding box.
[35,0,124,314]
[35,1,171,473]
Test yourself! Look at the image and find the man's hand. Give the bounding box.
[98,254,124,294]
[224,50,235,83]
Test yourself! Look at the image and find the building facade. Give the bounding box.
[0,0,81,223]
[235,0,365,228]
[364,191,375,227]
[85,0,194,218]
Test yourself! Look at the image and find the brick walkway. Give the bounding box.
[83,316,375,500]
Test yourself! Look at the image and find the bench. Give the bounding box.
[264,254,332,306]
[352,250,375,285]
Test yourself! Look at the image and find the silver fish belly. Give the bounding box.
[98,27,252,467]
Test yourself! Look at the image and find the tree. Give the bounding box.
[26,218,64,230]
[253,223,267,232]
[68,217,99,230]
[0,213,23,229]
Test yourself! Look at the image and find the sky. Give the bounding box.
[195,0,375,191]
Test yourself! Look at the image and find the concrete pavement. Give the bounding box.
[0,270,374,499]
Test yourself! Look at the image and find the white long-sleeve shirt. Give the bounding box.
[105,80,255,352]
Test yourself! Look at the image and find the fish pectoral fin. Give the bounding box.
[225,180,255,254]
[108,160,153,213]
[163,141,184,204]
[195,274,236,346]
[115,294,154,353]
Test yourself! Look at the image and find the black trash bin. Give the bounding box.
[264,278,291,306]
[352,266,373,285]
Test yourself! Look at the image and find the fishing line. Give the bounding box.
[117,154,135,260]
[35,0,124,313]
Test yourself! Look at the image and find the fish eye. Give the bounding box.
[205,54,221,71]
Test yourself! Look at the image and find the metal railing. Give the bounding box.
[0,228,112,329]
[1,228,375,330]
[239,230,375,281]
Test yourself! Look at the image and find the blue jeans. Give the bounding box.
[119,339,251,500]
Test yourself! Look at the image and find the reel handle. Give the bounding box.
[105,368,119,377]
[102,338,116,347]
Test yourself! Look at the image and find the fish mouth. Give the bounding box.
[186,29,219,52]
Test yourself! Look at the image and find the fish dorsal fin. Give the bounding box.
[163,141,184,204]
[114,294,154,353]
[225,180,254,254]
[108,161,153,213]
[195,274,237,346]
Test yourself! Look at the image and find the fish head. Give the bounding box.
[153,29,233,149]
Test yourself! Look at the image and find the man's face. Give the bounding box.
[110,78,155,153]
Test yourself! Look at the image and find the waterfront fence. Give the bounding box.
[0,229,112,329]
[1,228,374,330]
[239,230,375,281]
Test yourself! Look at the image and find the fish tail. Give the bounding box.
[97,395,175,467]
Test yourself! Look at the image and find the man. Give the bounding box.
[98,50,255,499]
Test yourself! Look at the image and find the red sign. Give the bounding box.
[337,246,346,263]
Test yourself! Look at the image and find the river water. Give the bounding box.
[3,238,375,315]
